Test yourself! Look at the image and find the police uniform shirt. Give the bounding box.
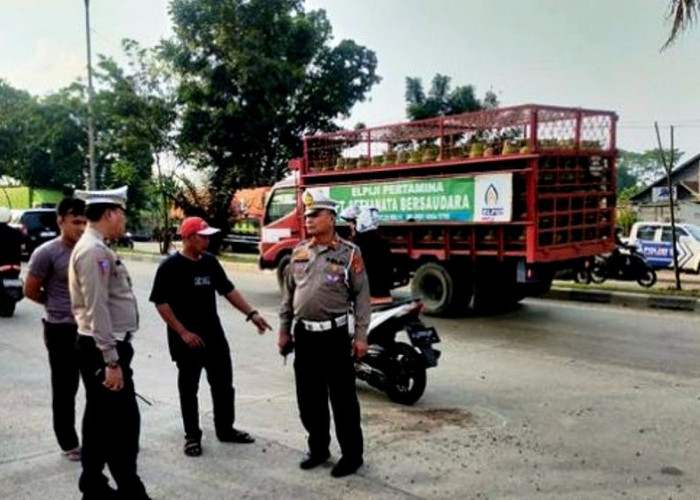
[280,236,371,339]
[69,226,139,363]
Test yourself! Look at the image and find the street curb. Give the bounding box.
[545,287,700,314]
[120,253,699,314]
[119,252,260,273]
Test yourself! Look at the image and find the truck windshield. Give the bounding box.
[264,187,296,225]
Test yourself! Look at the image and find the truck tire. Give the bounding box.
[411,262,460,316]
[276,254,291,290]
[470,261,525,314]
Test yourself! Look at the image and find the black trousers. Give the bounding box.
[77,336,147,498]
[293,323,363,460]
[175,339,235,441]
[43,320,80,452]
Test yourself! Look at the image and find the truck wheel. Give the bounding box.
[411,262,458,316]
[276,254,291,290]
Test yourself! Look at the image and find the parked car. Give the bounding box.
[10,208,59,258]
[129,229,153,242]
[627,221,700,273]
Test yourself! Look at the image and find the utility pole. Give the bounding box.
[84,0,96,189]
[654,122,681,290]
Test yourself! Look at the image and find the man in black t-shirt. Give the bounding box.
[150,217,271,457]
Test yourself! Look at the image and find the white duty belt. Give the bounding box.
[299,315,348,332]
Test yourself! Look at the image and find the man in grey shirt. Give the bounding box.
[25,198,86,461]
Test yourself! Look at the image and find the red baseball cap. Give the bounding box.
[179,217,220,238]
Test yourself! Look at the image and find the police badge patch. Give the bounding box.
[97,259,110,275]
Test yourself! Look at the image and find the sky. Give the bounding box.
[1,0,699,162]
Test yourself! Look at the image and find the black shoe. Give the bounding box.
[299,451,330,470]
[82,488,118,500]
[217,428,255,443]
[331,456,363,477]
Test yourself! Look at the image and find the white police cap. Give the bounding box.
[339,204,360,222]
[302,188,338,216]
[74,186,128,209]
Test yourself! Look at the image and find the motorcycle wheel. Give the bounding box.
[637,268,657,288]
[590,265,607,284]
[574,269,591,284]
[385,342,427,405]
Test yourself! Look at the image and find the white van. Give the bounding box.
[628,221,700,273]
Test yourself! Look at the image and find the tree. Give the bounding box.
[663,0,699,49]
[162,0,380,229]
[0,79,86,190]
[0,80,35,181]
[617,148,684,191]
[405,74,498,121]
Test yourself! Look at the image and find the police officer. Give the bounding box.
[278,189,370,478]
[69,187,150,500]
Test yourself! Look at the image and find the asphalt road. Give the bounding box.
[1,259,699,499]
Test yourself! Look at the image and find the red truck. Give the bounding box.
[259,104,617,314]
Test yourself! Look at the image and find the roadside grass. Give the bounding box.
[554,280,700,298]
[115,247,259,265]
[117,244,699,298]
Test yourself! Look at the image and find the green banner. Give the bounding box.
[329,177,475,222]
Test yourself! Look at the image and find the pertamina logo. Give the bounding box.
[481,184,504,217]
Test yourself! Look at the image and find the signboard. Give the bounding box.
[651,186,677,202]
[322,173,512,223]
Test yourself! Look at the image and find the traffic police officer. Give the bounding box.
[69,186,150,500]
[278,188,371,478]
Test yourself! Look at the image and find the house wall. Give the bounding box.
[635,201,700,226]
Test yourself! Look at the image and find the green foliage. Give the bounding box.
[616,205,638,235]
[0,79,86,190]
[617,148,684,191]
[162,0,380,227]
[405,74,497,120]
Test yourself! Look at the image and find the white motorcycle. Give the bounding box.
[355,298,441,405]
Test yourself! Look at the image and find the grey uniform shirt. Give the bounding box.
[69,226,139,363]
[280,235,371,340]
[26,238,75,324]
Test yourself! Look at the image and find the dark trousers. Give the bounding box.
[43,320,80,451]
[77,336,147,498]
[293,323,363,460]
[175,339,235,441]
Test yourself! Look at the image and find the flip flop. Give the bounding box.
[184,439,202,457]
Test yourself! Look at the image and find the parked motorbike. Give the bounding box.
[0,264,24,317]
[355,298,441,405]
[591,246,657,288]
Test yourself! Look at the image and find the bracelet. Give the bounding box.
[245,310,258,322]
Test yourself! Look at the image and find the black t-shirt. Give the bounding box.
[0,224,22,267]
[355,230,393,298]
[149,252,235,359]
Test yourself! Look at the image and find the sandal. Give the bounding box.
[184,439,202,457]
[218,428,255,444]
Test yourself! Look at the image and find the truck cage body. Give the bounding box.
[296,104,618,264]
